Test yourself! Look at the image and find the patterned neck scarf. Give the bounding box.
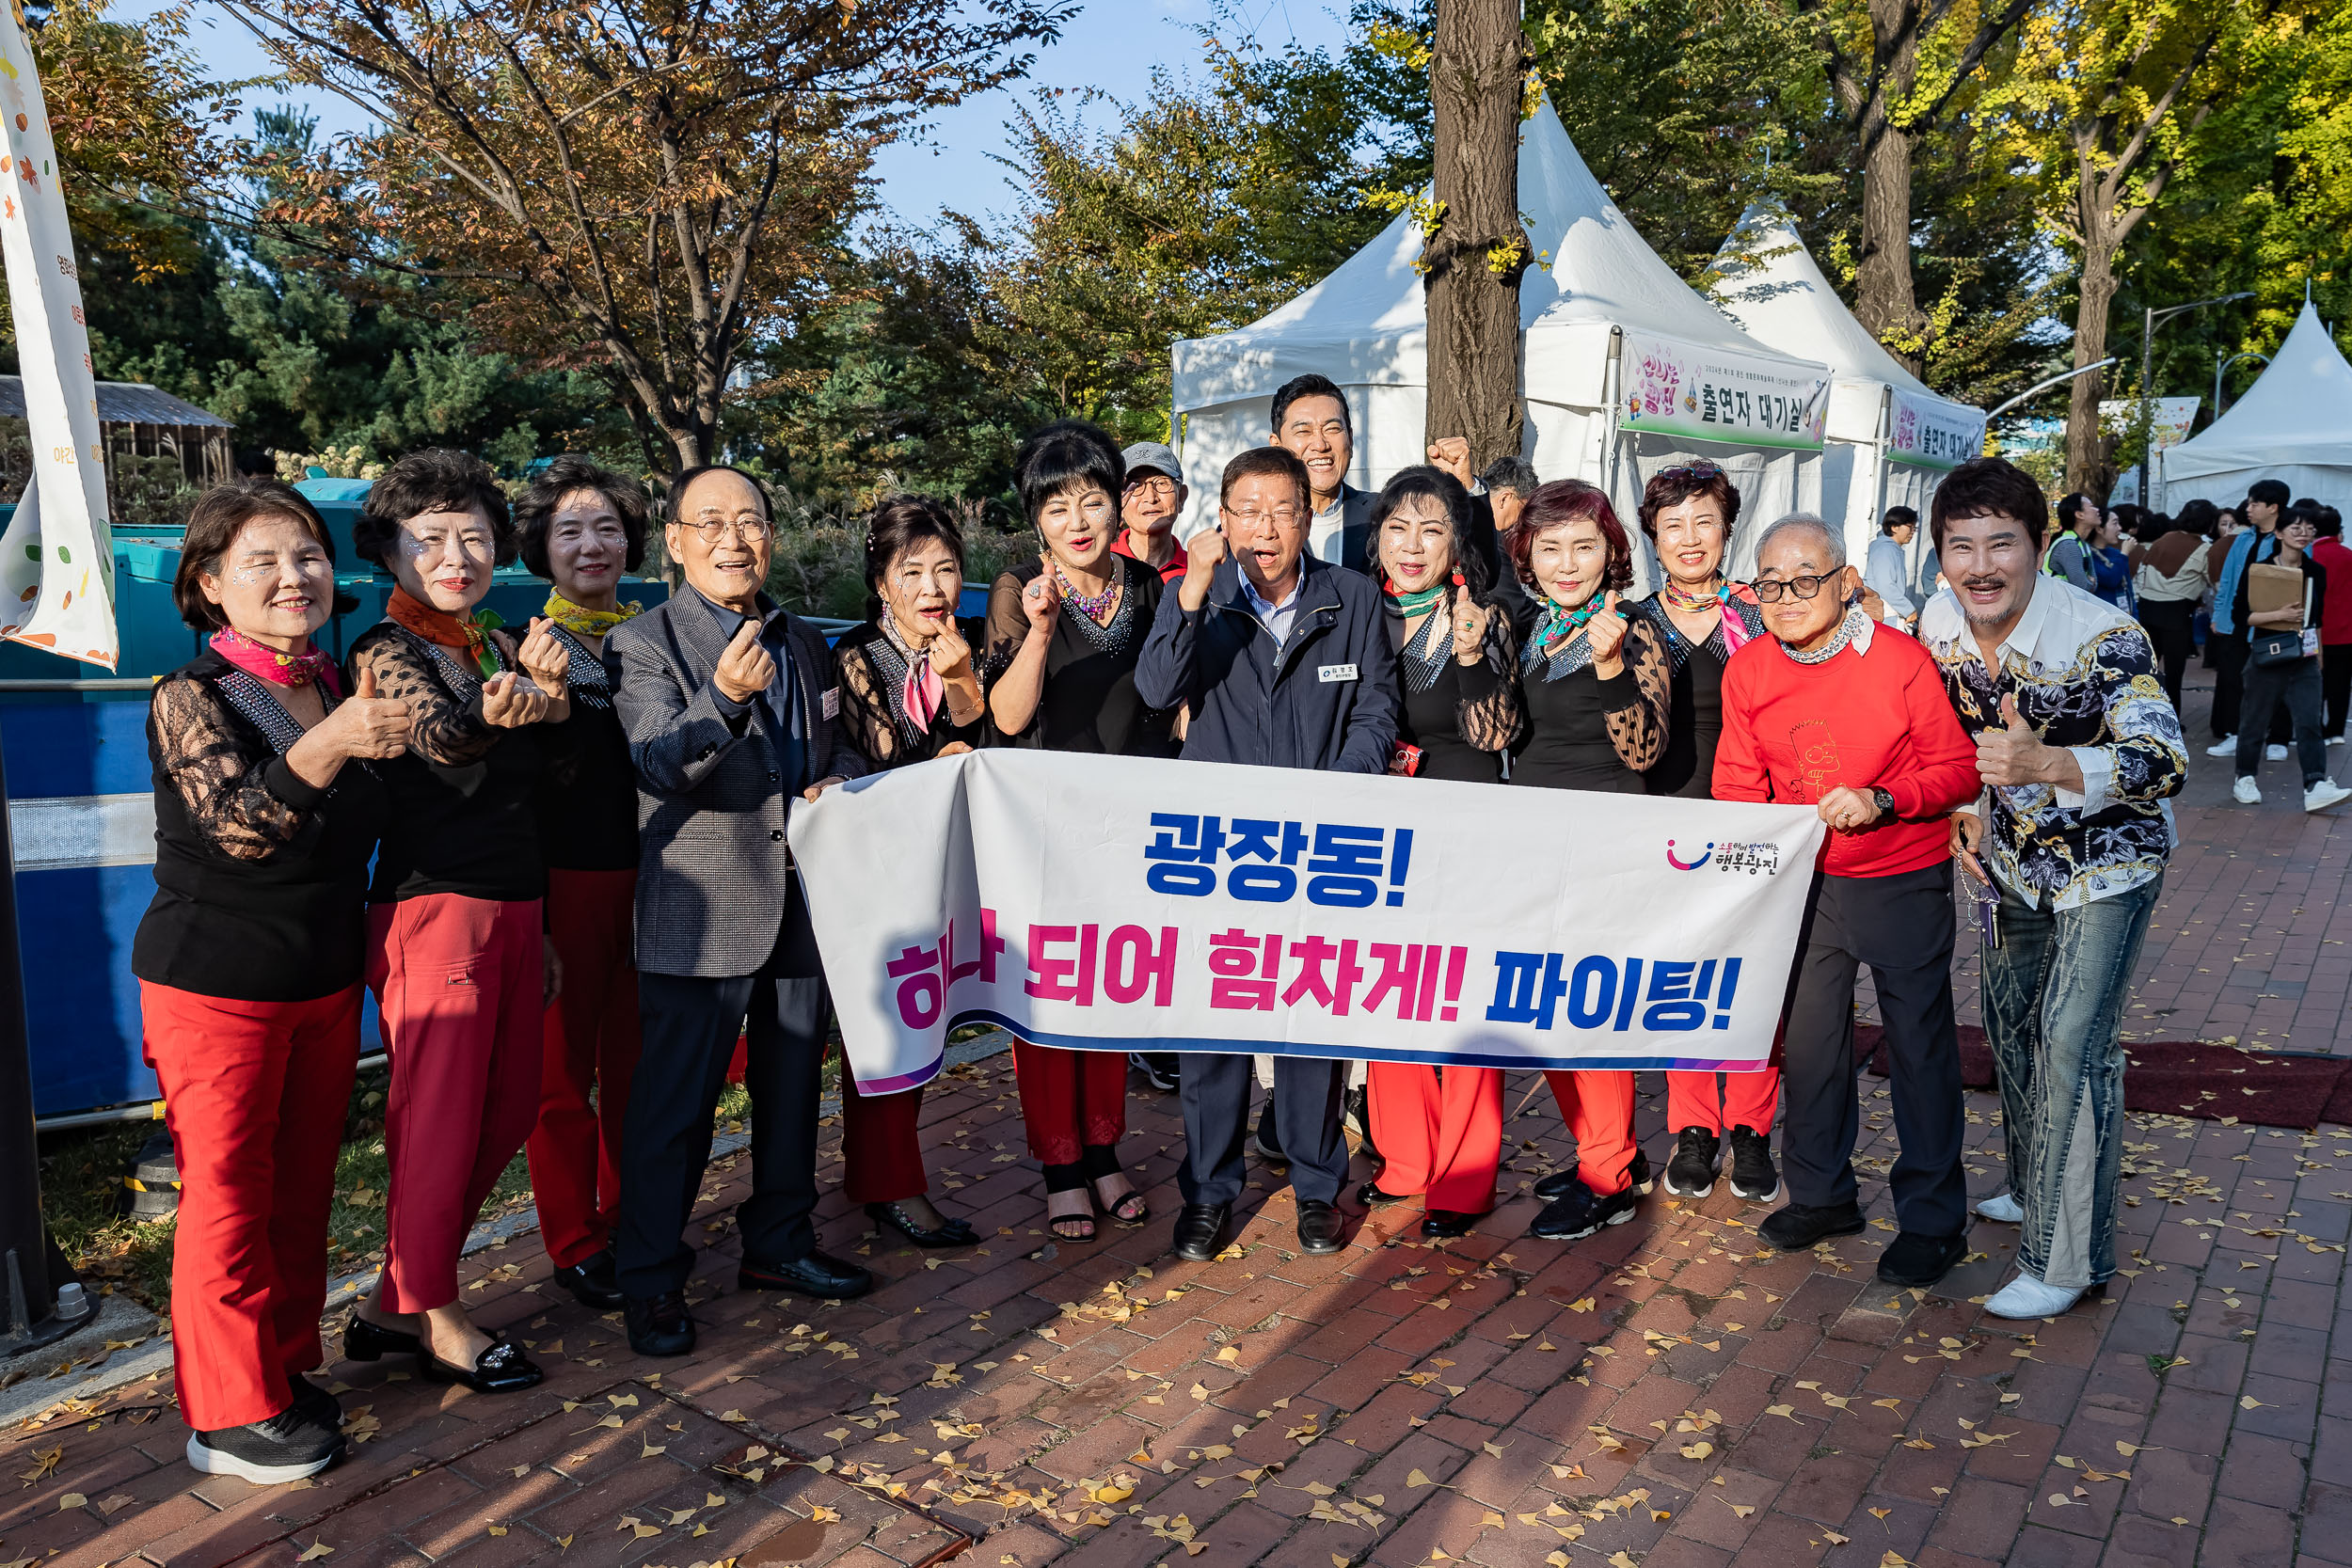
[209,628,342,696]
[879,613,945,733]
[387,586,504,677]
[542,591,641,639]
[1777,604,1871,666]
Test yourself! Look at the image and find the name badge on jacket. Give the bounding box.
[1318,664,1359,684]
[822,687,841,720]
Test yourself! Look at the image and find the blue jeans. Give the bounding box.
[1981,874,2161,1289]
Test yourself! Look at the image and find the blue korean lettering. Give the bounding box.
[1305,823,1384,907]
[1144,812,1223,896]
[1227,817,1310,902]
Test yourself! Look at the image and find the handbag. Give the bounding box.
[2249,577,2318,668]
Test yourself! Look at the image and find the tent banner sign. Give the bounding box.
[789,748,1823,1094]
[2099,397,2201,452]
[1889,389,1987,470]
[1619,329,1829,451]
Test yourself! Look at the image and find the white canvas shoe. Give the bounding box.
[1985,1270,2085,1319]
[2306,780,2352,813]
[1974,1191,2023,1223]
[2233,776,2262,804]
[2268,743,2291,761]
[2206,735,2237,756]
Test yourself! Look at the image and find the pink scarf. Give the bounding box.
[902,659,944,732]
[211,629,343,696]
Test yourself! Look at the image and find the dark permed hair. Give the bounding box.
[1369,465,1493,603]
[1503,479,1636,594]
[514,454,650,579]
[1269,372,1352,436]
[1013,419,1125,527]
[1930,456,2049,552]
[1635,460,1743,544]
[862,493,965,622]
[352,448,516,570]
[174,477,358,630]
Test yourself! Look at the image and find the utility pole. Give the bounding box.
[2137,292,2251,505]
[1422,0,1527,469]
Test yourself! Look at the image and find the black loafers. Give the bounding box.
[342,1310,422,1363]
[626,1290,697,1357]
[554,1248,626,1309]
[739,1250,874,1300]
[1296,1199,1346,1255]
[866,1201,977,1249]
[1877,1229,1968,1287]
[1757,1200,1867,1251]
[421,1337,543,1393]
[1171,1202,1230,1262]
[1356,1181,1411,1208]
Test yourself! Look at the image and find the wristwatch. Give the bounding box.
[1869,785,1896,819]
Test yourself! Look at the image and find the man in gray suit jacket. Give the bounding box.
[607,466,869,1356]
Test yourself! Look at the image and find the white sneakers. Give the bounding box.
[2332,736,2347,747]
[2233,776,2263,804]
[1974,1191,2024,1223]
[2268,743,2291,761]
[2307,780,2352,812]
[1985,1270,2086,1319]
[2207,735,2238,756]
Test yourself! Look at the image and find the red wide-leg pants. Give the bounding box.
[140,980,360,1432]
[1011,1040,1128,1166]
[525,868,642,1269]
[369,894,545,1313]
[1663,1062,1781,1137]
[1367,1061,1501,1212]
[1542,1069,1639,1196]
[834,1044,928,1206]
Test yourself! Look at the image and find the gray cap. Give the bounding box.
[1121,441,1184,487]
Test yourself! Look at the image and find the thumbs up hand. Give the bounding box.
[1975,691,2055,788]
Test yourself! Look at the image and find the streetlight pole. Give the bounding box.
[1987,357,2120,422]
[2213,349,2270,420]
[2139,291,2253,506]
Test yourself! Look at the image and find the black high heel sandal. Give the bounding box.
[1042,1162,1096,1242]
[420,1336,543,1394]
[342,1309,423,1363]
[1081,1144,1147,1225]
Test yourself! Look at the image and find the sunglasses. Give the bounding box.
[1656,462,1724,482]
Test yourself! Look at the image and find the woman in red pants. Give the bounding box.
[342,450,571,1393]
[515,457,652,1308]
[1627,461,1782,1202]
[984,422,1175,1242]
[831,494,985,1248]
[138,480,410,1481]
[1351,467,1521,1239]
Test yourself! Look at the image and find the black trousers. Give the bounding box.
[2236,654,2327,786]
[2209,630,2248,737]
[1780,863,1966,1239]
[1179,1052,1348,1208]
[2326,643,2352,738]
[616,912,829,1298]
[2138,599,2196,714]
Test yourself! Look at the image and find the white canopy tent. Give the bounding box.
[1168,100,1832,584]
[1708,203,1985,565]
[2122,301,2352,514]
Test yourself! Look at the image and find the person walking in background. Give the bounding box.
[2230,504,2347,810]
[2133,504,2213,713]
[513,457,651,1315]
[1136,445,1399,1264]
[1715,513,1981,1290]
[2308,506,2352,743]
[1112,441,1191,584]
[1357,465,1521,1241]
[2206,478,2291,756]
[343,451,571,1394]
[1863,506,1920,623]
[1627,462,1779,1206]
[609,466,873,1359]
[139,481,408,1482]
[986,421,1173,1243]
[1923,456,2186,1317]
[2043,493,2099,593]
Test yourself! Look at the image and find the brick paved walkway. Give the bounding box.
[7,663,2352,1568]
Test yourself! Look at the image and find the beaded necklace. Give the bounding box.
[1054,562,1120,624]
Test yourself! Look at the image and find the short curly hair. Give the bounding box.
[1636,461,1742,544]
[1503,480,1636,594]
[352,448,516,571]
[514,455,650,578]
[172,477,357,631]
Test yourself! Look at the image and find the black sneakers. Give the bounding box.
[186,1404,344,1484]
[1757,1200,1867,1251]
[1534,1148,1653,1202]
[1663,1128,1720,1197]
[1877,1230,1968,1287]
[1724,1127,1780,1202]
[1527,1179,1641,1242]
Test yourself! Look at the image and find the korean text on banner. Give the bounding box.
[1889,388,1986,471]
[0,3,117,670]
[789,749,1825,1095]
[1619,328,1829,452]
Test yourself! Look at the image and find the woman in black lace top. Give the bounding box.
[340,450,571,1397]
[823,496,983,1251]
[984,421,1162,1242]
[135,480,410,1484]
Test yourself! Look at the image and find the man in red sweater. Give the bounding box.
[1714,513,1982,1288]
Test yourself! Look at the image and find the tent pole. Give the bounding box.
[1601,327,1624,499]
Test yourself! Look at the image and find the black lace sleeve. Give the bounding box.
[1455,599,1523,752]
[148,675,323,863]
[350,626,500,768]
[834,640,907,771]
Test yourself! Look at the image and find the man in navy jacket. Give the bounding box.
[1136,445,1400,1261]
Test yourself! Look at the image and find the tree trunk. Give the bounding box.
[1851,0,1927,372]
[1422,0,1525,470]
[2064,223,2118,496]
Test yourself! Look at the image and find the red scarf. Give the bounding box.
[209,628,343,695]
[385,586,503,676]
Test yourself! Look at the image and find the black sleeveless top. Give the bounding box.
[1633,592,1767,800]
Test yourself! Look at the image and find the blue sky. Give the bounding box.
[138,0,1352,227]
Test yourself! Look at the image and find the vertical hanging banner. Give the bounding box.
[0,1,115,669]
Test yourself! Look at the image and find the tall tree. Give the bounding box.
[1422,0,1526,468]
[214,0,1071,471]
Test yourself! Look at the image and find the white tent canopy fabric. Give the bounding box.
[1707,202,1985,562]
[2137,301,2352,513]
[1168,98,1833,583]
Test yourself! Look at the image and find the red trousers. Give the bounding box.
[140,981,359,1432]
[1367,1061,1501,1212]
[369,894,545,1313]
[1664,1063,1781,1137]
[1542,1069,1639,1196]
[834,1044,927,1205]
[525,869,641,1269]
[1011,1041,1128,1166]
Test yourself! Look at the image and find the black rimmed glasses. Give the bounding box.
[1751,573,1832,603]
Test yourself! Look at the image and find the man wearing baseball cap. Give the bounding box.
[1113,441,1189,584]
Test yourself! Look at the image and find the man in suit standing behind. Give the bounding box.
[607,465,870,1357]
[1273,373,1378,574]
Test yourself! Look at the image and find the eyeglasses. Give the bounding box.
[688,518,774,546]
[1751,573,1832,602]
[1227,506,1301,528]
[1125,476,1179,498]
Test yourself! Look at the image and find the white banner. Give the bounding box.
[1889,388,1986,470]
[789,750,1825,1095]
[2099,397,2200,453]
[1619,328,1829,451]
[0,4,117,669]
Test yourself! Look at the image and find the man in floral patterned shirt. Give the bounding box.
[1918,457,2186,1320]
